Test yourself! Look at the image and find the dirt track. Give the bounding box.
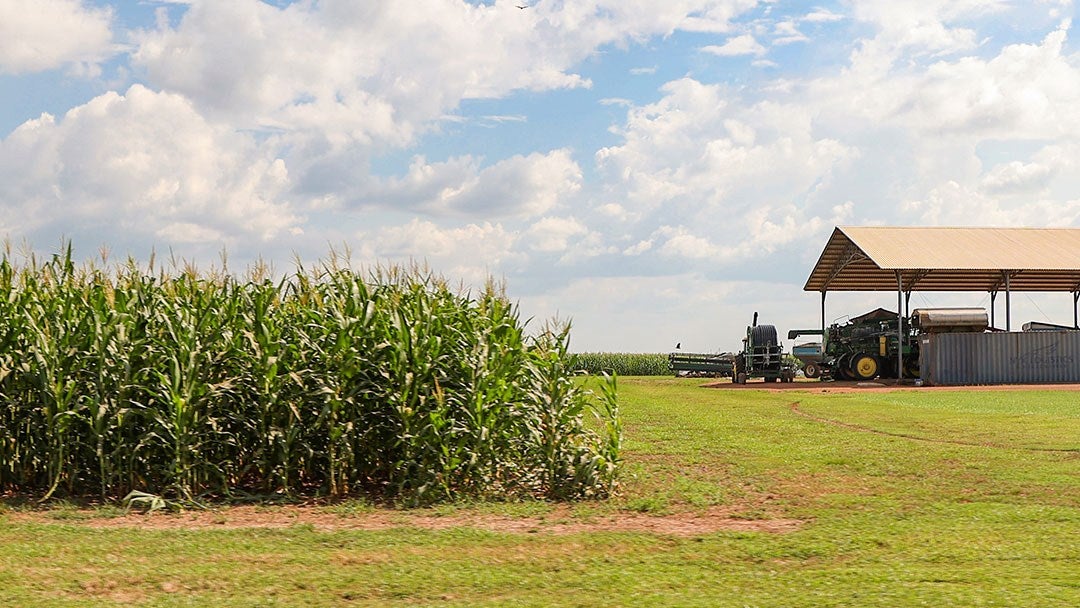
[701,379,1080,393]
[3,505,801,536]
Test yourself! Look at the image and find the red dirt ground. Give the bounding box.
[702,379,1080,393]
[3,504,801,536]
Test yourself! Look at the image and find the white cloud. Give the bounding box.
[369,218,522,285]
[351,149,582,219]
[132,0,760,147]
[623,239,653,255]
[702,34,767,56]
[980,160,1055,193]
[596,78,856,243]
[812,21,1080,146]
[0,0,114,75]
[0,85,300,247]
[773,20,809,45]
[802,8,845,23]
[523,216,588,253]
[902,180,1080,227]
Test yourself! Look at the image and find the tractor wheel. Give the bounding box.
[803,361,820,379]
[850,353,880,380]
[877,359,896,379]
[833,354,852,380]
[904,356,920,379]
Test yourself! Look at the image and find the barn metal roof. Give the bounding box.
[804,226,1080,292]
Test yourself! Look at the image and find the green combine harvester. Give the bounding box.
[789,307,988,381]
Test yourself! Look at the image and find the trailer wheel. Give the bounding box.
[851,353,879,380]
[803,362,820,379]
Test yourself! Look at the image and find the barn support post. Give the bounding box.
[1005,273,1012,332]
[820,291,827,336]
[990,291,997,330]
[904,291,911,318]
[1074,291,1079,329]
[896,271,904,381]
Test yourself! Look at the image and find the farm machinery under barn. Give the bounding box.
[669,313,795,382]
[667,352,735,377]
[789,307,989,381]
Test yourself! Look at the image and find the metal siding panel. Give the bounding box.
[923,331,1080,385]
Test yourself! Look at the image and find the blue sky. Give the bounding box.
[2,0,1079,352]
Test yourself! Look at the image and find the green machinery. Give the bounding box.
[789,307,988,381]
[733,313,796,384]
[668,313,795,382]
[668,352,735,377]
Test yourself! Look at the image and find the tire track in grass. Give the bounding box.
[788,402,1080,453]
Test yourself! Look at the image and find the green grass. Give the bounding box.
[1,378,1078,606]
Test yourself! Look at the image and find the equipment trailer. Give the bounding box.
[668,352,735,377]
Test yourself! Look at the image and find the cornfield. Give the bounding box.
[0,245,620,505]
[571,352,670,376]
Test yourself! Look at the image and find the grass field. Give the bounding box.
[2,378,1078,607]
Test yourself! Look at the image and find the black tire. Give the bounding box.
[904,356,920,379]
[833,354,851,380]
[803,361,820,379]
[850,353,880,381]
[877,358,897,379]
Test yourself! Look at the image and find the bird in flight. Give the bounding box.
[517,4,528,8]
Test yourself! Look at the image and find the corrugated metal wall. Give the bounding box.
[921,331,1080,386]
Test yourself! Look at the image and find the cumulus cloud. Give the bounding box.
[596,78,856,249]
[351,149,582,219]
[702,34,767,56]
[980,160,1055,193]
[773,20,809,45]
[131,0,759,147]
[523,216,589,253]
[848,0,998,64]
[902,180,1080,227]
[0,0,114,75]
[368,218,522,285]
[780,15,1080,237]
[893,25,1080,138]
[802,8,845,23]
[0,85,300,247]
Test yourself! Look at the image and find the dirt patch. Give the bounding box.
[702,380,1080,393]
[4,504,801,536]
